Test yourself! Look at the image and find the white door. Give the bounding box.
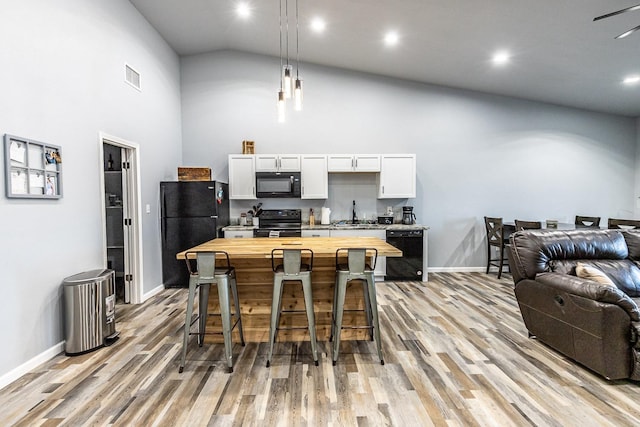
[101,134,143,304]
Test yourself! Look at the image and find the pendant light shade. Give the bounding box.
[283,65,293,99]
[277,90,286,123]
[294,78,303,111]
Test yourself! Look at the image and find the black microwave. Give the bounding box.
[256,172,301,198]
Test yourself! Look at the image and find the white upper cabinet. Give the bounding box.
[228,154,256,199]
[327,154,381,172]
[378,154,416,198]
[300,155,328,199]
[255,154,300,172]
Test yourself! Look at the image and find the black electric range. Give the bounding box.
[253,209,302,237]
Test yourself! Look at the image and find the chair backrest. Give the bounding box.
[184,251,231,279]
[514,220,542,231]
[271,248,313,274]
[608,218,640,230]
[484,217,505,247]
[336,248,378,274]
[575,215,601,228]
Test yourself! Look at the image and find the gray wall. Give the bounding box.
[0,0,181,379]
[181,50,638,269]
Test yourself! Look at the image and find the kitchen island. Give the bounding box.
[176,236,402,343]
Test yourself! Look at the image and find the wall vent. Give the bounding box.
[125,64,141,91]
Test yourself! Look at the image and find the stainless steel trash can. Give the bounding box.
[63,269,119,355]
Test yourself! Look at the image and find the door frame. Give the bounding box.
[98,132,144,304]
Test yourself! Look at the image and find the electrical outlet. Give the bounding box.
[146,204,151,214]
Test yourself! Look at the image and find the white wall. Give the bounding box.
[0,0,181,381]
[181,50,638,269]
[636,118,640,218]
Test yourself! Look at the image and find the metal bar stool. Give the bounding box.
[179,251,245,374]
[266,248,319,367]
[331,248,384,365]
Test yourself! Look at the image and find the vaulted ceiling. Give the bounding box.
[129,0,640,117]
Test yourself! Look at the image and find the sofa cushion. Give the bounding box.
[576,262,615,286]
[566,260,640,297]
[509,229,628,281]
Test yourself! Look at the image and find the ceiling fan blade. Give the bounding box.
[616,24,640,39]
[593,4,640,21]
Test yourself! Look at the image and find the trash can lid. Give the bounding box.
[62,269,114,284]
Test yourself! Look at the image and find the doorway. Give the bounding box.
[100,133,143,304]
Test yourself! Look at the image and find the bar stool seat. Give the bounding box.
[179,251,245,374]
[267,248,319,367]
[331,248,384,365]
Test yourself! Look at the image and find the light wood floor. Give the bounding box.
[1,272,640,426]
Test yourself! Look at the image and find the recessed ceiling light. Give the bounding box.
[623,75,640,85]
[311,18,326,33]
[236,2,251,19]
[492,50,511,66]
[384,31,399,47]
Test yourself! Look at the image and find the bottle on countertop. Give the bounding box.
[309,208,315,227]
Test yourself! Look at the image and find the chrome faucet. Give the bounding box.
[352,200,357,224]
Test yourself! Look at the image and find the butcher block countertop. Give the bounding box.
[176,236,402,260]
[175,236,403,343]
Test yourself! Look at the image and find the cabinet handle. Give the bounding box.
[355,158,358,169]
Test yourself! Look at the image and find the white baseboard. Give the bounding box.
[142,284,165,302]
[0,342,64,391]
[427,267,486,273]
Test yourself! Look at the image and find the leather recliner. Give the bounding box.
[508,228,640,380]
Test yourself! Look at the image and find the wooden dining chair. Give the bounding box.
[514,220,542,231]
[484,217,509,279]
[608,218,640,229]
[575,215,601,228]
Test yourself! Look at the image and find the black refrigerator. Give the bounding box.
[160,181,230,287]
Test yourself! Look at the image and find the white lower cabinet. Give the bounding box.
[329,229,386,280]
[224,229,254,238]
[301,229,331,238]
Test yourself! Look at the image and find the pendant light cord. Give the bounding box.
[295,0,299,77]
[279,0,283,89]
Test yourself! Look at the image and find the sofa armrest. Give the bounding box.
[536,272,640,321]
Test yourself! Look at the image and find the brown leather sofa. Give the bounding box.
[508,228,640,380]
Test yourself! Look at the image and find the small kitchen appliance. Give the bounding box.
[321,207,331,225]
[402,206,416,225]
[377,215,393,225]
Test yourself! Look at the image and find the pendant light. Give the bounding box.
[293,0,303,111]
[277,0,303,121]
[277,0,286,122]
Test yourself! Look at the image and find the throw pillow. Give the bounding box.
[575,262,615,286]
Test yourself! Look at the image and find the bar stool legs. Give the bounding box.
[331,248,384,365]
[267,249,318,367]
[179,251,244,374]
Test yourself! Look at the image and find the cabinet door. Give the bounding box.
[378,154,416,198]
[301,155,328,199]
[329,229,386,280]
[354,155,381,172]
[255,155,279,172]
[278,155,301,172]
[224,229,254,238]
[228,155,256,199]
[301,229,330,237]
[327,155,355,172]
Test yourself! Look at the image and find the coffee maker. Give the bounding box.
[402,206,416,225]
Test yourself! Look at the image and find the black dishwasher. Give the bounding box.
[385,229,423,281]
